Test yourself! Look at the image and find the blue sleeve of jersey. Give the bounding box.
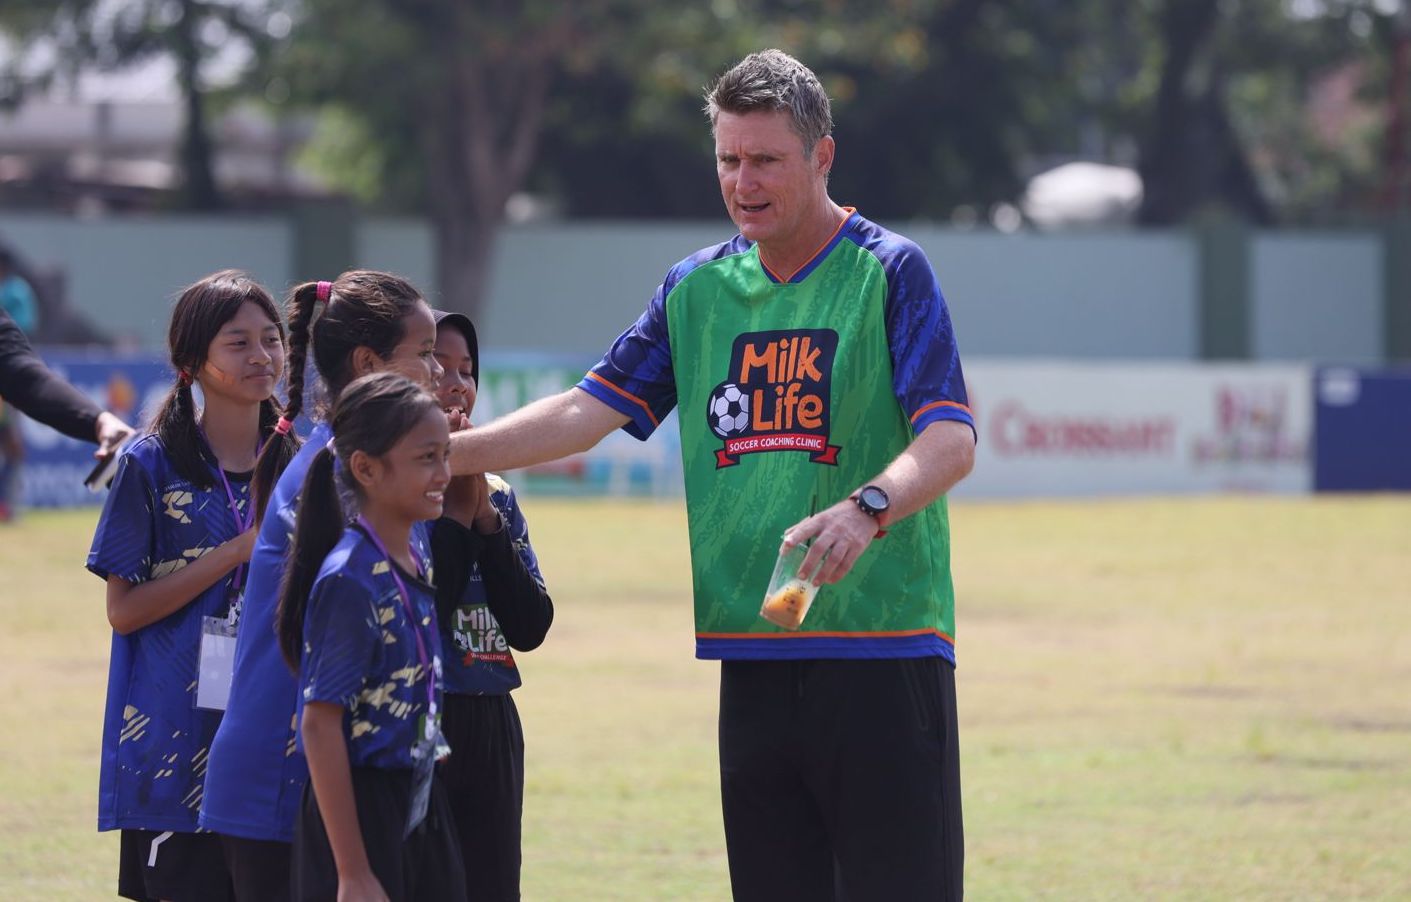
[300,573,380,709]
[494,484,546,590]
[86,449,156,584]
[577,284,677,441]
[884,245,976,439]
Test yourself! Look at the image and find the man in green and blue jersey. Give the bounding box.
[451,49,976,900]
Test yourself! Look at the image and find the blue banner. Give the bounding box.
[1314,367,1411,492]
[10,349,683,508]
[13,350,174,509]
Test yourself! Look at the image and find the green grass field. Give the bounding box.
[1,496,1408,899]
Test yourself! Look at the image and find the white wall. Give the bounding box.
[0,212,293,348]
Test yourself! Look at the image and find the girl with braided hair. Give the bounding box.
[201,271,441,901]
[87,270,287,902]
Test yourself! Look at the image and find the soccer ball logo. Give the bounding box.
[707,382,751,439]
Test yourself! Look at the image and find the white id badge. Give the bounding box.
[196,616,238,711]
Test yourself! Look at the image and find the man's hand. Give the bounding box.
[782,497,880,586]
[93,411,134,459]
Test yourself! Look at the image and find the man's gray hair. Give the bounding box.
[704,49,833,154]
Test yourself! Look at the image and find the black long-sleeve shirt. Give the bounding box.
[0,307,103,442]
[431,516,554,651]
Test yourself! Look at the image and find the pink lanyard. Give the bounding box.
[199,427,261,595]
[356,516,438,728]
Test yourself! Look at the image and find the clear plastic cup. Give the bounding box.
[759,540,824,631]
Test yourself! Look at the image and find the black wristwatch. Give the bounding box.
[854,485,890,520]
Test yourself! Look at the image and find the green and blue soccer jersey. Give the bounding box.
[296,524,443,770]
[578,210,973,663]
[87,434,250,831]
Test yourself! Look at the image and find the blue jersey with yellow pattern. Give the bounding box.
[87,433,247,832]
[441,474,545,696]
[201,422,327,841]
[296,524,443,771]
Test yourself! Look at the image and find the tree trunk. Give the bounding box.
[1136,0,1271,225]
[1137,0,1220,224]
[433,206,498,322]
[173,0,222,210]
[417,5,570,321]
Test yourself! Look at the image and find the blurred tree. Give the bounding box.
[0,0,281,210]
[270,0,632,318]
[1119,0,1392,225]
[533,0,1095,222]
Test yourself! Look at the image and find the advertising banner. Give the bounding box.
[11,355,1313,506]
[954,362,1313,498]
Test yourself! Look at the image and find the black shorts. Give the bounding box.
[718,657,965,902]
[292,766,466,902]
[118,828,234,902]
[221,834,293,902]
[439,692,525,902]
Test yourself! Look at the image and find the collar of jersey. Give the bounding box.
[757,207,859,285]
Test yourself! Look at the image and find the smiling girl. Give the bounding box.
[87,270,287,902]
[276,372,465,902]
[201,271,442,901]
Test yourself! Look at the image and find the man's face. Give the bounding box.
[714,110,832,248]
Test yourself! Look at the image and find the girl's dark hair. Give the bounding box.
[151,270,285,489]
[251,269,425,521]
[276,371,443,671]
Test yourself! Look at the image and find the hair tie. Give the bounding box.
[316,281,332,304]
[274,416,295,436]
[179,370,193,386]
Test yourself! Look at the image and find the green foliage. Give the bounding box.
[6,0,1397,225]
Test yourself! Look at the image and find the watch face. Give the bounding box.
[859,486,889,512]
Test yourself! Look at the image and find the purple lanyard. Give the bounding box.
[356,516,438,727]
[199,426,262,594]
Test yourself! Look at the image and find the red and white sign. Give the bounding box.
[954,362,1312,497]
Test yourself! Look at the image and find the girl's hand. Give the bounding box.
[445,408,471,433]
[232,526,258,563]
[442,473,479,526]
[463,472,501,534]
[445,472,501,533]
[336,868,390,902]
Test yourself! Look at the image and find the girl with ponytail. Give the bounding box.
[86,270,286,902]
[275,372,464,901]
[201,270,441,901]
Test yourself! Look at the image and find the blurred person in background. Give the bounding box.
[0,247,41,521]
[446,49,975,901]
[0,305,133,522]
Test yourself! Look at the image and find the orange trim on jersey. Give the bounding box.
[760,206,857,283]
[910,400,973,425]
[585,373,660,428]
[698,627,954,644]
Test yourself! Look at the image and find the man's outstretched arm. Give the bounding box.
[450,386,630,476]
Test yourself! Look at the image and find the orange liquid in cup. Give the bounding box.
[760,580,813,631]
